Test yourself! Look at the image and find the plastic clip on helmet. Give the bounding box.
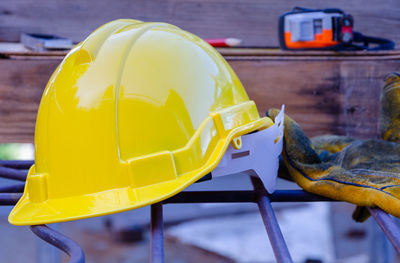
[9,19,284,225]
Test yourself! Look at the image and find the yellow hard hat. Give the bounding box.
[9,19,274,225]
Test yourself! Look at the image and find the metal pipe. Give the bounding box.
[164,190,256,203]
[0,167,28,181]
[0,160,34,169]
[251,177,293,263]
[150,203,164,263]
[30,225,85,263]
[164,190,334,204]
[368,207,400,254]
[0,193,22,205]
[270,190,334,202]
[0,182,25,193]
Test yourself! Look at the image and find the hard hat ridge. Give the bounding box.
[9,19,277,225]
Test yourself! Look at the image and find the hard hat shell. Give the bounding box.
[9,19,273,225]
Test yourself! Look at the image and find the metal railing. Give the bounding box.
[0,160,399,263]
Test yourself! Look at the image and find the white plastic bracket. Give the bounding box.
[212,105,285,193]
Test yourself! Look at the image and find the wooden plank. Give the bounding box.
[230,60,344,136]
[0,54,399,142]
[220,48,400,58]
[0,1,399,47]
[230,60,400,139]
[338,61,391,139]
[0,59,59,142]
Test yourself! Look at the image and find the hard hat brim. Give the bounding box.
[9,117,272,225]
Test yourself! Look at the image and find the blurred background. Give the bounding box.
[1,1,400,262]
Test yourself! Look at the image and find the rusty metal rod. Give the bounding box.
[150,203,164,263]
[0,166,28,181]
[0,160,34,169]
[251,177,293,263]
[0,182,25,193]
[164,190,334,204]
[31,225,85,263]
[368,207,400,254]
[0,193,22,205]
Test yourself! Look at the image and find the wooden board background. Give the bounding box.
[0,0,400,142]
[1,52,399,143]
[0,0,399,47]
[230,59,399,139]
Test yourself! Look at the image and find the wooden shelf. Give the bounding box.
[0,43,399,142]
[1,43,400,60]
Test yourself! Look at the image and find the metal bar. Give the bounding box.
[251,177,293,263]
[0,166,28,181]
[150,203,164,263]
[0,160,34,169]
[30,225,85,263]
[270,190,334,202]
[36,224,62,263]
[0,193,22,205]
[368,207,400,254]
[164,190,256,203]
[164,190,334,204]
[0,182,25,193]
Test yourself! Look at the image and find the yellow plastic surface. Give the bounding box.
[9,19,272,225]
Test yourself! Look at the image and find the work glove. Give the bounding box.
[268,72,400,220]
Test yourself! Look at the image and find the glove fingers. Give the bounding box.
[286,160,400,218]
[271,108,400,219]
[352,206,371,222]
[311,135,357,162]
[311,135,356,154]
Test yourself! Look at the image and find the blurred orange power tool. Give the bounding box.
[279,7,394,51]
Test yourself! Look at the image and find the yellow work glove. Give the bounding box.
[268,72,400,219]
